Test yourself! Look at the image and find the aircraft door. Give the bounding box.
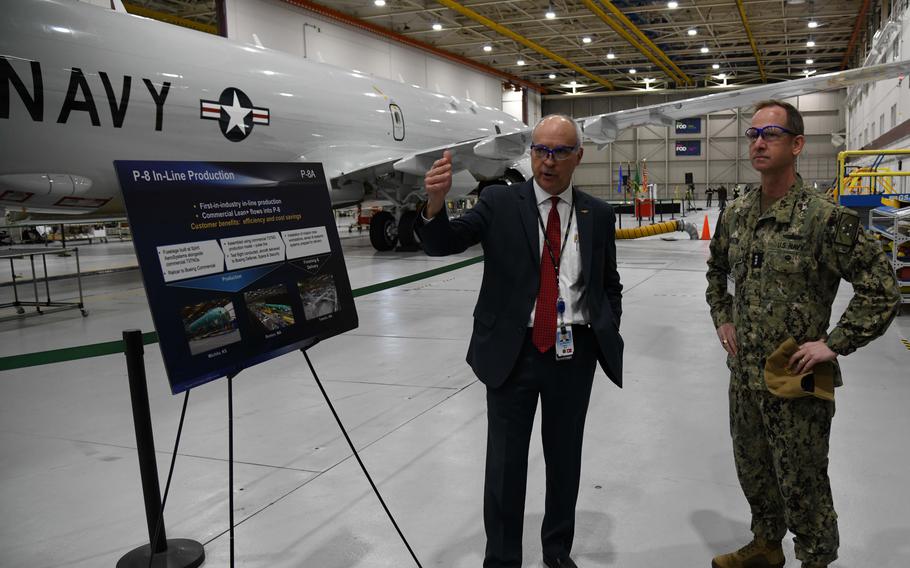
[389,104,405,141]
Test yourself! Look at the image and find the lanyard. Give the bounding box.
[535,193,575,286]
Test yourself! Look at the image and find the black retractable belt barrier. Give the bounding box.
[117,329,205,568]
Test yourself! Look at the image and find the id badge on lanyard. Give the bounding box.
[538,196,576,361]
[555,297,574,360]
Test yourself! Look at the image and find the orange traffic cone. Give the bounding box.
[701,215,711,240]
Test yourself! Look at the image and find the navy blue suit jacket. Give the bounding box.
[417,180,623,388]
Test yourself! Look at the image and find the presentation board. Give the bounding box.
[116,161,358,393]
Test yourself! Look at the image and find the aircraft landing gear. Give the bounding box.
[395,210,420,252]
[369,211,397,251]
[367,209,422,252]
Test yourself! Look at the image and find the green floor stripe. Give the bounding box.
[0,255,483,371]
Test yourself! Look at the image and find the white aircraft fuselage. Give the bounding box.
[0,0,527,218]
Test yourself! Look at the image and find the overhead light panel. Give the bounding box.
[806,39,815,47]
[606,51,615,60]
[807,20,818,28]
[806,58,814,64]
[374,0,385,6]
[688,28,697,36]
[629,68,637,74]
[582,36,592,44]
[483,45,492,52]
[712,63,720,69]
[517,59,526,66]
[432,23,442,31]
[701,46,709,53]
[717,73,726,79]
[548,73,556,79]
[545,5,556,19]
[668,1,679,8]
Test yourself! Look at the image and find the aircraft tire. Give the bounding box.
[369,211,397,251]
[396,210,420,248]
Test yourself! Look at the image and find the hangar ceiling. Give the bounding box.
[124,0,876,95]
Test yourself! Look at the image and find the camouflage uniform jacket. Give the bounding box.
[706,177,900,390]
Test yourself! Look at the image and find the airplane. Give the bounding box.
[2,0,910,251]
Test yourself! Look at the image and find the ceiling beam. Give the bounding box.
[734,0,767,82]
[434,0,615,90]
[842,0,872,69]
[594,0,693,85]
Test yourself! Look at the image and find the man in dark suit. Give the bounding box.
[419,114,623,568]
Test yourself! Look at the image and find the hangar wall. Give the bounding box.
[544,92,844,201]
[224,0,505,111]
[846,4,909,156]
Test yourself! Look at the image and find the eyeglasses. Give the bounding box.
[744,124,798,142]
[530,143,578,161]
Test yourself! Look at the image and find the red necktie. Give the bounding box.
[532,197,561,352]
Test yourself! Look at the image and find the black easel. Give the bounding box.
[118,329,204,568]
[300,345,424,568]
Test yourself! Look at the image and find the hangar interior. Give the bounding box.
[2,1,909,567]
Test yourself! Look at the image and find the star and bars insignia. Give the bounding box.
[200,87,269,142]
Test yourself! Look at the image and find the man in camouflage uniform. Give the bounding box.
[706,100,900,568]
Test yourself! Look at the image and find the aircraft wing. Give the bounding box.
[394,130,531,179]
[331,130,532,191]
[316,59,910,193]
[582,59,910,145]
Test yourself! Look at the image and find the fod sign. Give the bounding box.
[675,117,701,133]
[675,140,701,156]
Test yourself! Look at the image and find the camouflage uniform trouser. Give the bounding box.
[730,382,839,565]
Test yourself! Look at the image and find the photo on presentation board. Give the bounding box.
[244,283,296,333]
[298,274,341,321]
[181,299,241,356]
[116,160,359,394]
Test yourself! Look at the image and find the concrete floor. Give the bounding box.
[1,205,908,567]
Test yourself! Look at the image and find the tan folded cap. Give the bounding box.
[764,337,835,401]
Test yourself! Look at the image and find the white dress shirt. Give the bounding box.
[528,179,589,327]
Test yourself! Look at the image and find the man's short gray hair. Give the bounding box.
[533,114,585,147]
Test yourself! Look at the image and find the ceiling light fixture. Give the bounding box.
[806,39,815,47]
[373,0,385,6]
[668,1,679,8]
[483,45,492,52]
[701,46,709,53]
[712,63,720,69]
[629,68,637,74]
[548,73,556,79]
[806,58,814,64]
[688,28,697,36]
[606,51,615,59]
[582,36,592,44]
[517,59,526,66]
[432,23,442,31]
[808,20,818,28]
[545,5,556,19]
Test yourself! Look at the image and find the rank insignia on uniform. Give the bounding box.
[834,209,860,250]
